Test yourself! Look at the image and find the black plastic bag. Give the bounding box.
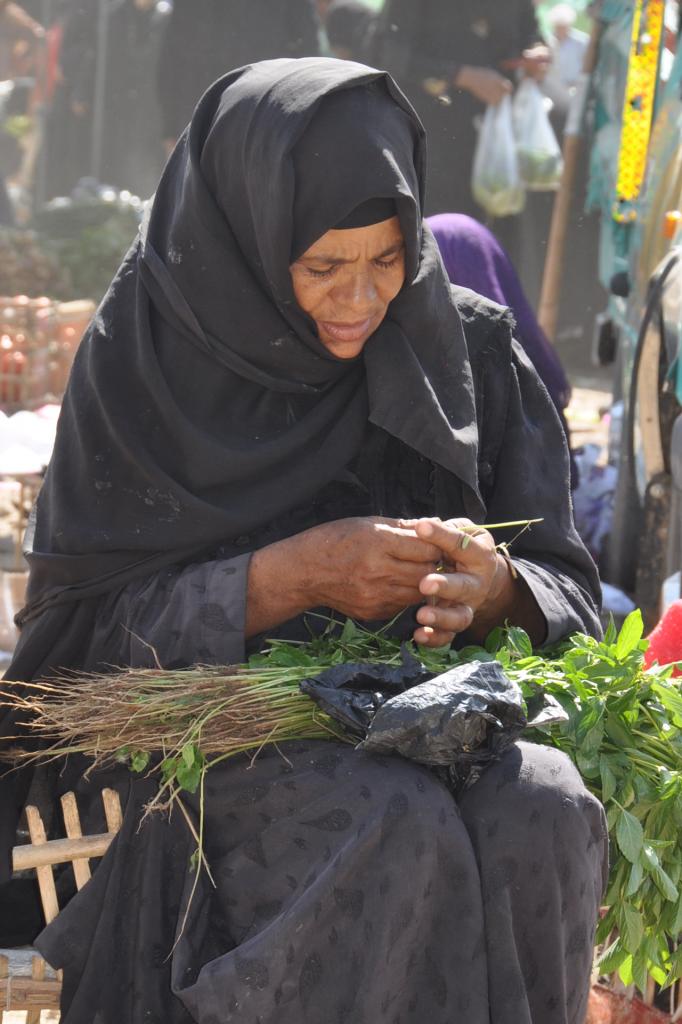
[299,649,429,738]
[358,660,527,766]
[301,656,568,785]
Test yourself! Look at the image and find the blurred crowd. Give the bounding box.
[0,1,588,214]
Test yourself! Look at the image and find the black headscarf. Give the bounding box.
[2,58,484,878]
[19,57,482,625]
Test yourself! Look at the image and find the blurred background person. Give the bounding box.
[45,0,169,199]
[0,0,45,80]
[324,0,375,61]
[428,212,571,415]
[543,3,589,116]
[0,125,22,225]
[429,210,578,484]
[371,0,550,240]
[157,0,321,154]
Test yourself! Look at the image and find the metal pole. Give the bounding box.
[537,19,604,342]
[90,0,111,182]
[33,0,54,207]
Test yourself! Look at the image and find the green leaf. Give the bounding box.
[620,903,644,954]
[507,626,533,658]
[340,618,360,643]
[617,954,634,987]
[160,757,177,784]
[668,945,682,984]
[176,760,202,794]
[626,857,644,897]
[617,778,636,809]
[130,750,150,774]
[604,713,636,749]
[615,609,644,661]
[631,949,651,995]
[642,844,679,902]
[576,749,600,779]
[672,895,682,938]
[604,616,617,646]
[599,756,618,804]
[616,809,644,863]
[597,937,629,975]
[182,742,197,769]
[484,626,505,654]
[651,680,682,721]
[648,963,668,987]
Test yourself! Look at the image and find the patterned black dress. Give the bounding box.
[33,409,607,1024]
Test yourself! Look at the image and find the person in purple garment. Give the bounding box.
[428,212,571,415]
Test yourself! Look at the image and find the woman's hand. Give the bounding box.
[306,517,443,621]
[246,517,442,638]
[397,518,502,647]
[402,518,547,649]
[520,45,552,81]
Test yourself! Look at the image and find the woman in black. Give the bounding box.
[1,59,606,1023]
[157,0,321,151]
[372,0,549,230]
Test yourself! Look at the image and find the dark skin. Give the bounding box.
[246,217,547,649]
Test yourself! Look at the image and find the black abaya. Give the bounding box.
[37,742,607,1024]
[0,58,605,1024]
[25,295,606,1023]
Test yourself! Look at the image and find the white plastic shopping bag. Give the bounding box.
[471,95,525,218]
[513,78,563,191]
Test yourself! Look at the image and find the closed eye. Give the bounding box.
[374,254,402,270]
[305,265,337,279]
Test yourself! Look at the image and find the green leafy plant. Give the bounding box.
[4,609,681,991]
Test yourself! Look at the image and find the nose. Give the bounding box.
[333,270,379,314]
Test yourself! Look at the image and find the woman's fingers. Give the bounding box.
[379,524,442,563]
[419,568,483,606]
[389,557,441,586]
[416,602,474,634]
[415,518,494,559]
[413,624,457,648]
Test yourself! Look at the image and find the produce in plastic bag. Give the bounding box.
[471,96,525,218]
[301,653,567,788]
[513,79,563,191]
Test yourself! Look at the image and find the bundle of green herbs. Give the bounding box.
[3,609,681,992]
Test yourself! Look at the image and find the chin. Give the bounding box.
[320,336,370,359]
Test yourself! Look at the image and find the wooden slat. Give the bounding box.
[26,955,46,1024]
[12,832,114,872]
[644,975,656,1006]
[60,792,92,890]
[102,787,123,834]
[0,975,62,1011]
[25,805,60,925]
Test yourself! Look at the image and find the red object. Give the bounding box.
[644,599,682,675]
[586,985,670,1023]
[43,22,64,103]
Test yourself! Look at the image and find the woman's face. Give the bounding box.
[290,216,406,359]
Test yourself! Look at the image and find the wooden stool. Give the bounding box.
[1,788,123,1020]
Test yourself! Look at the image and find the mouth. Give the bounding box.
[318,317,376,345]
